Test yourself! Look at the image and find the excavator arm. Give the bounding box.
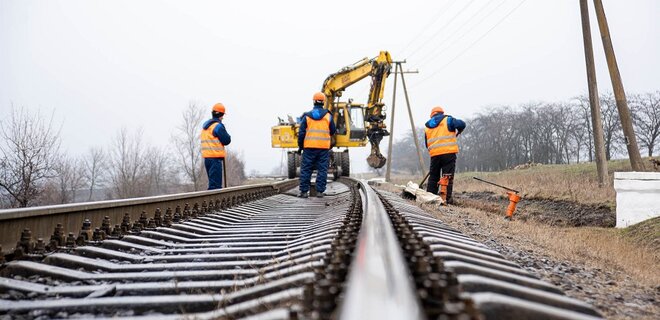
[320,51,393,168]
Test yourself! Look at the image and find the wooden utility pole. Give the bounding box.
[592,0,645,171]
[579,0,608,187]
[398,63,427,177]
[385,64,399,182]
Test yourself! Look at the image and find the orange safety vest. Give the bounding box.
[201,122,226,158]
[303,113,331,149]
[425,116,459,157]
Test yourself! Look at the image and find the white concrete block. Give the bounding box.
[614,172,660,228]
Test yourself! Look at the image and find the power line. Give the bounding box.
[404,0,479,61]
[413,0,529,88]
[414,0,508,69]
[398,0,455,58]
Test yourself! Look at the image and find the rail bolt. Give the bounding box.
[50,224,65,248]
[121,213,131,232]
[92,228,105,241]
[101,216,111,234]
[16,228,34,254]
[111,224,122,237]
[65,232,76,247]
[80,219,93,242]
[139,211,148,227]
[34,238,46,254]
[163,208,173,226]
[183,203,191,219]
[147,218,157,229]
[154,208,163,226]
[131,222,142,233]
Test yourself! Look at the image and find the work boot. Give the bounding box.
[316,192,325,198]
[298,192,309,198]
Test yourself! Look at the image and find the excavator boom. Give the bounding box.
[320,51,393,168]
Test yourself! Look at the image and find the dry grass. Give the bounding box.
[458,160,633,207]
[621,216,660,252]
[384,159,634,207]
[378,159,659,283]
[378,161,659,318]
[425,204,660,287]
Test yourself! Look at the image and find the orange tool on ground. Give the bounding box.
[472,177,521,220]
[439,175,450,203]
[505,191,521,220]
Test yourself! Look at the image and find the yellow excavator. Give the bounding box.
[271,51,393,178]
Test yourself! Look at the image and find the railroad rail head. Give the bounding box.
[0,180,298,258]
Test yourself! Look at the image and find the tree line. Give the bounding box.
[0,103,246,208]
[387,91,659,174]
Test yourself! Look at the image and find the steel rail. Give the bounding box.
[338,180,424,320]
[378,190,604,319]
[0,180,360,319]
[0,180,297,254]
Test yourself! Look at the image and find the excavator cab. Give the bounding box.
[333,102,368,146]
[349,105,367,141]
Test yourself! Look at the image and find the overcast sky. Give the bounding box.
[1,0,658,174]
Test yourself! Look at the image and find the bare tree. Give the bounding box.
[631,91,660,157]
[574,96,595,162]
[390,128,429,175]
[108,127,147,199]
[145,146,174,195]
[83,147,106,201]
[225,150,247,187]
[600,93,623,160]
[0,106,61,207]
[52,155,86,204]
[172,102,205,191]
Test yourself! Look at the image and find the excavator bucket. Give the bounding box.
[367,153,387,169]
[367,144,387,169]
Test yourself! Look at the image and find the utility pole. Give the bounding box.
[398,63,427,177]
[579,0,608,187]
[385,65,419,182]
[385,63,399,182]
[592,0,645,171]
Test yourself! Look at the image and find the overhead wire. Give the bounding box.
[412,0,529,88]
[403,0,479,61]
[397,0,455,58]
[414,0,509,69]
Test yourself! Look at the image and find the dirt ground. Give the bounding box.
[375,187,659,320]
[456,191,616,227]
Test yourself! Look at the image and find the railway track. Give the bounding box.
[0,179,603,319]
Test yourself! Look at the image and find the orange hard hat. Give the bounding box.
[430,106,444,117]
[212,103,226,114]
[313,92,326,103]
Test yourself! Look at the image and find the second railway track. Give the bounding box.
[0,178,603,319]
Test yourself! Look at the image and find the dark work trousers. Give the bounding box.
[204,157,223,190]
[426,153,457,200]
[299,148,330,193]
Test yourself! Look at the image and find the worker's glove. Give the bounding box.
[297,148,303,155]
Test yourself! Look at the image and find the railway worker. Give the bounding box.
[201,103,232,190]
[424,106,466,205]
[297,92,337,198]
